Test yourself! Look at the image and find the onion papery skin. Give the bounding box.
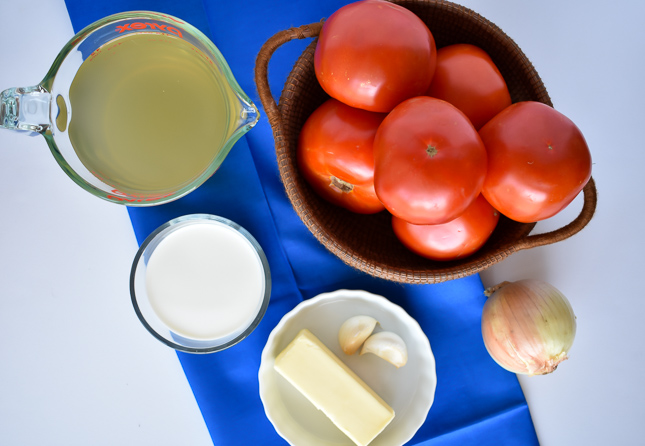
[481,279,577,376]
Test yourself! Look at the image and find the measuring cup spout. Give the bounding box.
[238,97,260,132]
[1,85,51,133]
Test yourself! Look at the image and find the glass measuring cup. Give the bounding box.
[0,11,259,206]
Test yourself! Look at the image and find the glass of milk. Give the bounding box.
[130,214,271,353]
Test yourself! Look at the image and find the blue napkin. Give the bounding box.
[64,1,539,444]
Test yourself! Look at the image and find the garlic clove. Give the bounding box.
[360,331,408,368]
[338,315,378,355]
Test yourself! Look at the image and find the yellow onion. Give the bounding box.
[481,279,576,376]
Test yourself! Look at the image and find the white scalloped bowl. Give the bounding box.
[258,289,436,446]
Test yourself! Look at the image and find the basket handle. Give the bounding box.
[254,21,324,131]
[511,176,597,251]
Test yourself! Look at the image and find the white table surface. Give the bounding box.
[1,0,643,445]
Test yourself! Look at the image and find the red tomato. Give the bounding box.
[314,0,437,112]
[426,44,511,130]
[480,101,592,223]
[392,194,500,261]
[373,96,487,225]
[297,98,386,214]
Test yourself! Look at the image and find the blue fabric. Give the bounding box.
[64,1,539,445]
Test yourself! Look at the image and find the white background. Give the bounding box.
[0,0,643,445]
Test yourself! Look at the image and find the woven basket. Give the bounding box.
[254,0,597,284]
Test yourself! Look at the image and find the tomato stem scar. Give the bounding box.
[329,175,354,193]
[426,145,439,157]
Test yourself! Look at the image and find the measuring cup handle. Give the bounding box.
[254,21,323,131]
[1,85,51,133]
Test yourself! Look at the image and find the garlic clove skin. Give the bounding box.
[338,315,378,355]
[360,331,408,368]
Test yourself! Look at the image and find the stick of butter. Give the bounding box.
[274,328,395,446]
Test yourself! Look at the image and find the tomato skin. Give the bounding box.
[373,96,487,225]
[314,0,437,112]
[480,101,592,223]
[297,98,387,214]
[392,194,500,261]
[426,44,511,130]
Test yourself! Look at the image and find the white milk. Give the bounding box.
[145,222,265,341]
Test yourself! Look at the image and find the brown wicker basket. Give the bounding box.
[254,0,597,284]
